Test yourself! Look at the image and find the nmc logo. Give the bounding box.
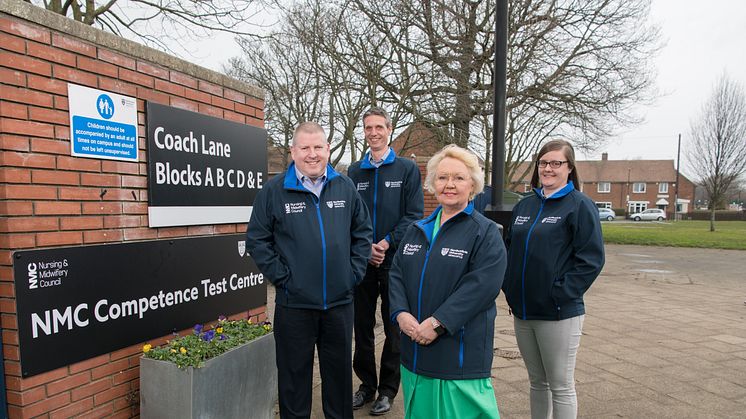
[28,263,38,289]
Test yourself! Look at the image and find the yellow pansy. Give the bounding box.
[142,344,152,353]
[180,347,187,354]
[216,327,223,334]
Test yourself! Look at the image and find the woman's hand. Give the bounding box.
[412,316,439,346]
[396,312,420,340]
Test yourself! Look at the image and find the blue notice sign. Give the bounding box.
[68,84,138,162]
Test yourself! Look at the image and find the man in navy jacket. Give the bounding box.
[246,122,372,419]
[347,108,424,415]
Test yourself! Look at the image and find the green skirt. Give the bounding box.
[400,365,500,419]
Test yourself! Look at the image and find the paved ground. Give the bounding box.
[270,244,746,418]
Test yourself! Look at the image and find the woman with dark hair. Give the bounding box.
[502,139,604,419]
[389,144,506,418]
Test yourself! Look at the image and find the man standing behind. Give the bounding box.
[246,122,372,419]
[348,108,424,415]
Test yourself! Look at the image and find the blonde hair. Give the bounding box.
[424,144,484,200]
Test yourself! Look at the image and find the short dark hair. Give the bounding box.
[530,139,581,190]
[362,107,392,129]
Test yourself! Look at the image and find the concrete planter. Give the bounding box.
[140,332,277,419]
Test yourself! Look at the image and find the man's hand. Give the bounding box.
[368,239,390,266]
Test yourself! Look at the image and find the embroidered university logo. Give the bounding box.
[237,240,246,257]
[514,216,530,226]
[385,181,390,187]
[286,202,307,214]
[442,248,469,259]
[542,216,562,224]
[385,180,403,188]
[402,243,422,256]
[357,181,369,191]
[285,203,291,214]
[326,201,334,208]
[441,247,449,256]
[326,200,346,208]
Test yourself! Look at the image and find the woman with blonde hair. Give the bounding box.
[389,144,507,418]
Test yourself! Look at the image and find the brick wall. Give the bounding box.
[1,2,265,417]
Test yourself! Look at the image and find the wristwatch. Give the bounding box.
[431,318,446,336]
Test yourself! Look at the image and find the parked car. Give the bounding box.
[629,208,666,221]
[598,208,616,221]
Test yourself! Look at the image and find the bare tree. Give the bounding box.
[27,0,266,54]
[687,74,746,231]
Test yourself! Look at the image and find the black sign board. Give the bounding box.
[13,234,265,377]
[146,102,267,227]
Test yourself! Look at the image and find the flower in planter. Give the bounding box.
[143,317,272,369]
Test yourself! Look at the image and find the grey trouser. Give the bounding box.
[514,315,584,419]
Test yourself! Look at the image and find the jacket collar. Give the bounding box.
[283,162,340,192]
[533,181,575,200]
[360,147,397,169]
[416,202,475,241]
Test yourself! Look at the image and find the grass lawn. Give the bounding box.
[601,220,746,250]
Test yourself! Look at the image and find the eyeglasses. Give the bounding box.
[537,160,568,169]
[434,173,471,185]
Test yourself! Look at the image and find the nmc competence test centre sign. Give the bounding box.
[146,102,267,227]
[13,234,266,377]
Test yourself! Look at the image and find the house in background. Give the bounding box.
[509,153,696,216]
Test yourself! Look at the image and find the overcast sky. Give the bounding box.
[181,0,746,176]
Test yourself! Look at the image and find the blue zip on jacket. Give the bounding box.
[502,182,604,320]
[347,149,424,268]
[246,163,373,310]
[388,204,507,380]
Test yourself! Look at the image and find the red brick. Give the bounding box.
[0,249,12,264]
[69,354,110,374]
[71,378,111,402]
[0,19,51,43]
[188,225,215,236]
[123,228,157,240]
[121,175,146,188]
[28,106,69,125]
[0,31,25,53]
[154,78,185,96]
[157,227,188,238]
[59,186,101,201]
[136,86,169,105]
[122,202,147,214]
[0,151,55,168]
[35,201,80,215]
[0,50,51,76]
[51,33,96,57]
[198,80,223,96]
[93,382,129,405]
[136,61,169,79]
[215,224,238,234]
[224,89,246,104]
[57,156,102,172]
[109,345,142,362]
[82,202,122,215]
[78,404,114,419]
[111,367,139,386]
[169,96,198,112]
[246,117,264,129]
[0,101,27,119]
[31,138,69,154]
[119,68,154,88]
[27,74,68,95]
[235,102,256,117]
[98,49,136,69]
[10,367,68,391]
[169,71,198,88]
[53,64,97,86]
[5,386,46,407]
[0,67,25,86]
[81,173,120,187]
[4,361,21,378]
[78,55,117,78]
[198,103,223,118]
[1,202,33,216]
[0,283,15,299]
[185,87,211,104]
[223,110,246,124]
[0,85,53,107]
[0,216,58,233]
[211,95,234,110]
[20,392,71,417]
[97,77,137,97]
[46,371,91,396]
[0,167,31,183]
[36,231,83,247]
[83,229,123,243]
[54,95,69,111]
[50,397,95,419]
[60,216,104,230]
[0,301,18,317]
[1,118,54,138]
[0,135,30,151]
[89,358,129,381]
[247,96,264,109]
[101,161,139,175]
[1,314,18,329]
[27,41,76,66]
[32,169,80,185]
[0,184,56,199]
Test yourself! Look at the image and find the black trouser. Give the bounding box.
[353,266,401,399]
[274,303,353,419]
